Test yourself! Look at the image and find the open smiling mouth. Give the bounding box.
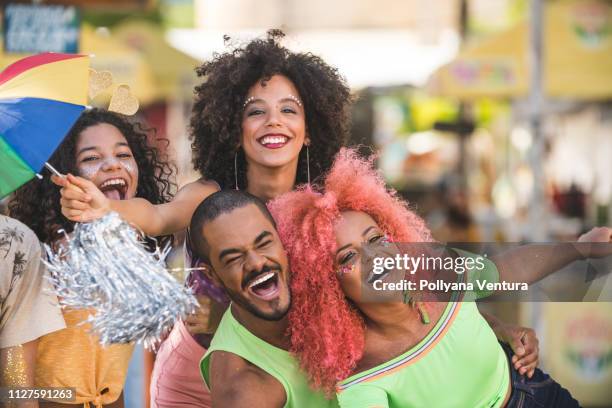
[257,134,290,149]
[99,178,128,200]
[247,271,281,300]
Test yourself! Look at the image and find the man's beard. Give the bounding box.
[224,264,291,321]
[226,287,291,321]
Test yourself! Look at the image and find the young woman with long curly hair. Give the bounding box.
[9,108,175,408]
[269,148,609,407]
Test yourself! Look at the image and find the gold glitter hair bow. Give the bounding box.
[88,68,139,116]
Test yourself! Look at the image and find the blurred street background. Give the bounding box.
[1,0,611,406]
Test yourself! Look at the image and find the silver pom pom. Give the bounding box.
[44,212,198,349]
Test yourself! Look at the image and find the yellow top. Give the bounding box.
[35,308,134,407]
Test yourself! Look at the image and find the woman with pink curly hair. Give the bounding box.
[267,148,604,407]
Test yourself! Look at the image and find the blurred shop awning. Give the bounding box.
[428,0,612,100]
[113,21,200,100]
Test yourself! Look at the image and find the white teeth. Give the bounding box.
[248,272,275,289]
[260,136,288,145]
[101,179,126,188]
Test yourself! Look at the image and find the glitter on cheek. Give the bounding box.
[1,345,28,386]
[120,160,139,195]
[77,162,103,180]
[120,160,137,177]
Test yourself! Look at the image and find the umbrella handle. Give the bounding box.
[44,162,64,177]
[44,163,89,196]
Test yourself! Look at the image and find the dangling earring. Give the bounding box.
[234,150,239,190]
[402,291,430,325]
[306,144,311,185]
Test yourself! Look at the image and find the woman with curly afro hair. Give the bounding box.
[9,108,175,408]
[268,148,597,407]
[54,30,352,408]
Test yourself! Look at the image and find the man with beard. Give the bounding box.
[189,190,336,408]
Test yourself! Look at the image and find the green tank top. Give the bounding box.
[336,253,510,408]
[200,308,338,408]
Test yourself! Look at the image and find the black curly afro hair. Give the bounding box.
[9,108,175,249]
[190,29,353,190]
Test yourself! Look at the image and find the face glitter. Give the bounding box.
[286,94,303,107]
[243,94,303,109]
[77,162,102,180]
[79,157,135,177]
[120,160,137,178]
[243,96,256,109]
[77,155,138,199]
[337,264,355,279]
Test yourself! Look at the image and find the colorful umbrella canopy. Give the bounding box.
[0,53,89,197]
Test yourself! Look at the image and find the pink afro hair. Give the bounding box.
[268,148,432,394]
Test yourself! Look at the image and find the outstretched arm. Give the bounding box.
[53,174,219,236]
[491,227,612,285]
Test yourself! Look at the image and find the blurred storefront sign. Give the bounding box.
[546,0,612,100]
[540,303,612,406]
[430,0,612,100]
[3,3,80,54]
[468,0,527,35]
[449,58,518,90]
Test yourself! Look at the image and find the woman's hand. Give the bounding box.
[480,312,539,377]
[52,174,111,222]
[495,323,539,378]
[184,295,212,335]
[576,227,612,258]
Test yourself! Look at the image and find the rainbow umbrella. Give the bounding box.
[0,53,89,197]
